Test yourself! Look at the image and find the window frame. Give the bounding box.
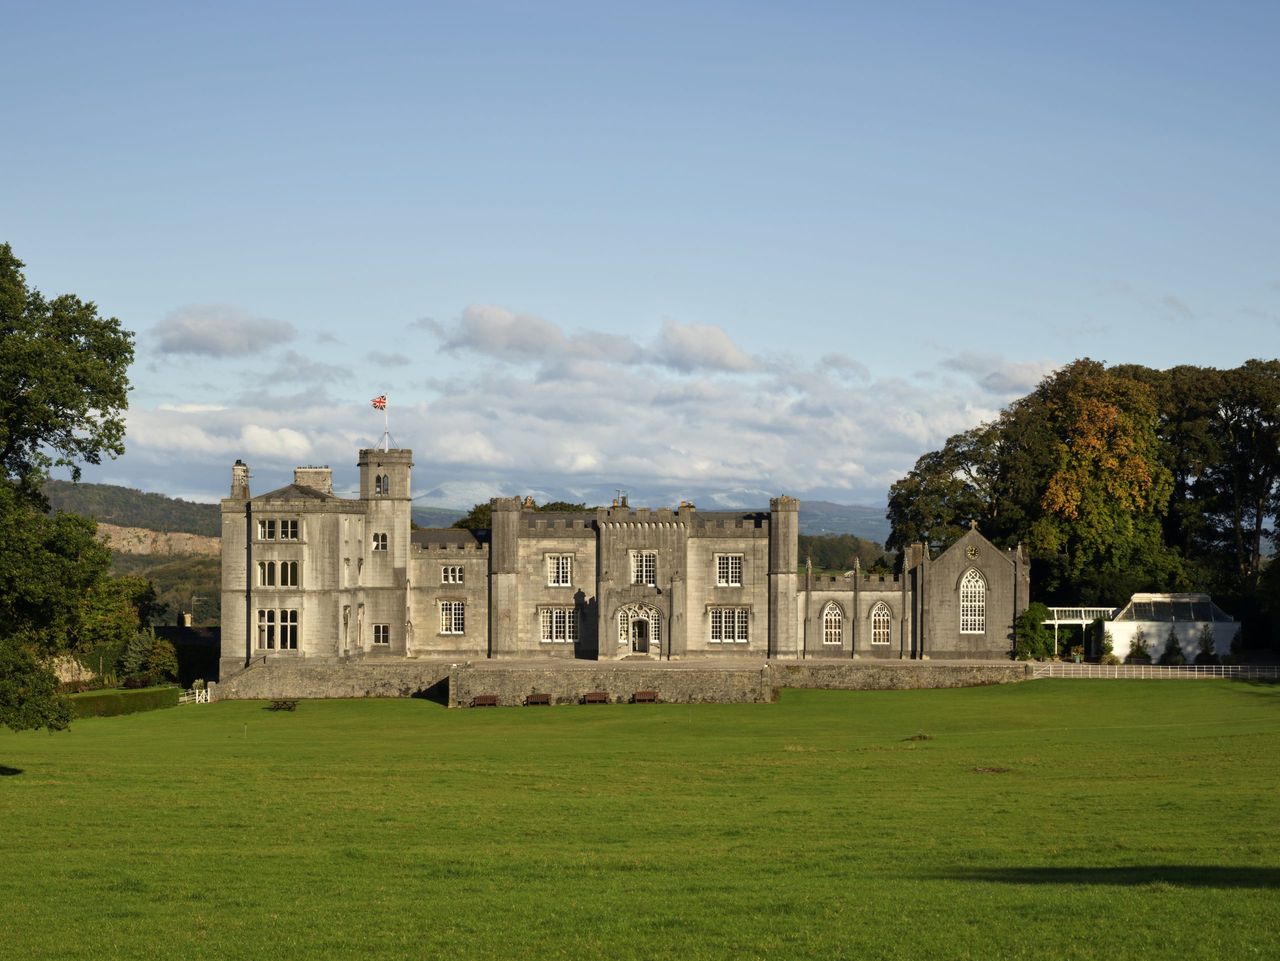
[372,532,388,552]
[709,607,750,644]
[960,568,986,634]
[440,600,465,635]
[870,603,891,645]
[257,608,298,650]
[631,550,657,586]
[822,603,843,645]
[539,607,578,644]
[441,565,464,585]
[546,553,573,587]
[372,623,390,646]
[715,553,743,587]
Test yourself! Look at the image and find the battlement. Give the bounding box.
[524,515,595,531]
[861,573,902,587]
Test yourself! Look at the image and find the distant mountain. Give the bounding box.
[43,480,221,536]
[46,479,890,548]
[416,492,888,545]
[412,506,467,528]
[799,501,890,545]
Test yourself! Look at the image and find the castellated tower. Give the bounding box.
[487,497,522,657]
[358,447,413,580]
[768,495,800,658]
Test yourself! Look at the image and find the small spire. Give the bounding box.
[969,518,978,530]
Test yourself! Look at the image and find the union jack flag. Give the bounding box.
[371,394,387,410]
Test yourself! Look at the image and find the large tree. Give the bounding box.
[0,244,134,731]
[887,359,1184,605]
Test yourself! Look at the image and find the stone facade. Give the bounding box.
[219,447,1028,680]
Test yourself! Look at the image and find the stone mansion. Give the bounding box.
[218,447,1029,679]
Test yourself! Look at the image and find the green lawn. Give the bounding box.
[2,682,1277,961]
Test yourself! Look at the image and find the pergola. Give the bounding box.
[1044,606,1115,657]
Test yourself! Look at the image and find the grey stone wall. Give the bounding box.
[212,658,1031,703]
[766,660,1031,691]
[450,664,770,707]
[213,659,453,700]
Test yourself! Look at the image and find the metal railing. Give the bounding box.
[1032,663,1279,680]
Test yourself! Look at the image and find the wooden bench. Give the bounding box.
[267,699,298,712]
[471,694,499,708]
[632,690,659,704]
[582,691,609,705]
[525,692,552,706]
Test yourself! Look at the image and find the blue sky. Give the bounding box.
[4,1,1278,507]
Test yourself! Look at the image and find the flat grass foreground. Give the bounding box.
[2,681,1278,961]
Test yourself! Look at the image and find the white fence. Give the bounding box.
[1032,663,1280,680]
[178,688,211,704]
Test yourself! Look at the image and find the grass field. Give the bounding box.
[2,681,1278,961]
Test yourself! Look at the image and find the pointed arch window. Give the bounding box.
[871,602,891,646]
[822,603,843,646]
[960,568,986,634]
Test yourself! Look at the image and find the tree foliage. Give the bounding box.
[0,244,134,496]
[799,533,891,573]
[452,499,589,531]
[42,478,220,535]
[887,356,1280,651]
[0,244,135,731]
[1013,602,1053,661]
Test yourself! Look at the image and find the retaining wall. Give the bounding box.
[211,657,1031,705]
[213,659,453,701]
[768,661,1031,691]
[450,664,769,707]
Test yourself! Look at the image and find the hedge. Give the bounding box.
[69,686,180,718]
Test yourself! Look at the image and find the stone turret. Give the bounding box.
[230,459,250,500]
[488,497,523,656]
[768,495,800,658]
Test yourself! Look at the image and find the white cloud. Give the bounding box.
[153,304,296,357]
[157,403,227,413]
[941,352,1056,395]
[654,319,757,372]
[441,304,568,362]
[266,350,346,384]
[117,302,1064,507]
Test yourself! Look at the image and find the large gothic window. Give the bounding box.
[960,569,986,634]
[822,603,843,646]
[871,603,891,646]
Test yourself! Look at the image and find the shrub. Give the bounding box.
[118,629,178,687]
[1014,603,1053,661]
[1158,627,1187,666]
[1194,624,1219,665]
[1126,627,1151,663]
[1101,652,1121,665]
[69,686,179,718]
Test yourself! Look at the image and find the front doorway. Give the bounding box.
[617,603,661,659]
[631,619,649,654]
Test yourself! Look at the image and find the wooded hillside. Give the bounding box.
[44,479,220,535]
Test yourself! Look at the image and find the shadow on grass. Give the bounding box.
[0,765,22,776]
[936,866,1280,889]
[411,677,449,706]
